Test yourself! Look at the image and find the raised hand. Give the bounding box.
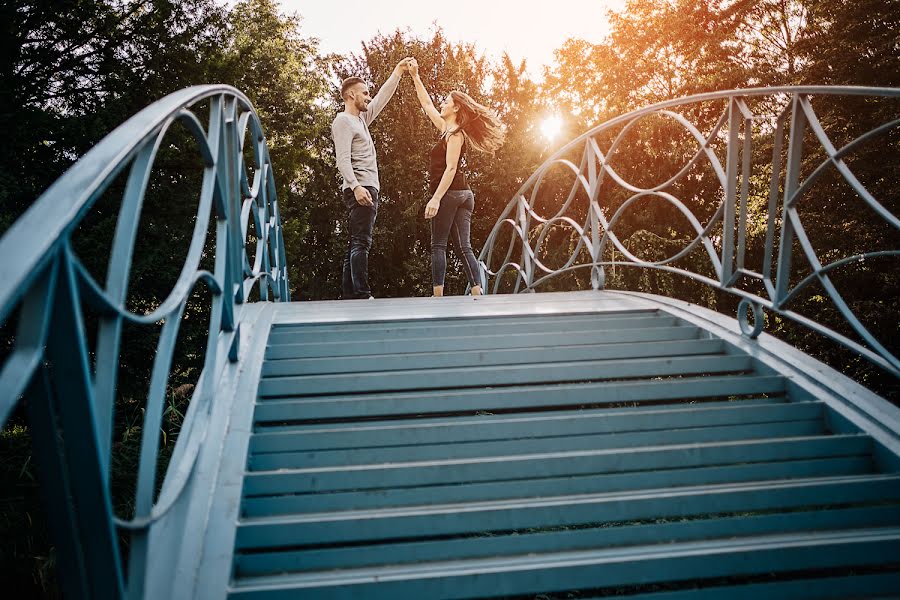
[394,58,411,77]
[408,57,419,77]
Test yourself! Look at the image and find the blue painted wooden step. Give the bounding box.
[227,301,900,598]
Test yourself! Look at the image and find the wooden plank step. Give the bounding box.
[242,435,871,496]
[252,397,788,434]
[227,528,900,599]
[253,376,788,422]
[266,314,679,345]
[261,339,724,377]
[257,354,750,398]
[236,474,900,549]
[269,309,661,333]
[249,401,824,453]
[241,456,873,516]
[248,420,825,471]
[234,504,900,575]
[265,325,703,359]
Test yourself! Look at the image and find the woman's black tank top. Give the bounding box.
[428,133,469,195]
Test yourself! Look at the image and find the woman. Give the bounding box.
[408,57,505,297]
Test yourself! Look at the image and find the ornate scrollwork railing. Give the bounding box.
[0,86,289,598]
[479,86,899,377]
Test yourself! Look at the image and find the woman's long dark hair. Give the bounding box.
[448,91,505,155]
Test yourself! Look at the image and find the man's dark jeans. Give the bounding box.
[342,186,379,299]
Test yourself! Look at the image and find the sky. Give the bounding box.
[282,0,627,79]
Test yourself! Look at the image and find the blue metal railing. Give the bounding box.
[479,86,900,377]
[0,85,289,598]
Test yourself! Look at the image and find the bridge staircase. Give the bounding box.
[212,292,900,599]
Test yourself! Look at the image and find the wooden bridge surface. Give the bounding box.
[180,291,900,599]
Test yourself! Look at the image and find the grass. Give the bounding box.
[0,388,190,599]
[0,423,58,598]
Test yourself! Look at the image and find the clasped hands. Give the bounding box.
[394,57,420,77]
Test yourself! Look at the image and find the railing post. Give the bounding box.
[258,165,272,302]
[222,96,242,361]
[266,159,290,301]
[774,93,808,307]
[721,96,741,286]
[517,197,533,291]
[762,108,788,300]
[586,139,604,290]
[26,249,125,599]
[225,97,243,311]
[735,99,753,276]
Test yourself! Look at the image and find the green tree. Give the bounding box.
[222,0,335,299]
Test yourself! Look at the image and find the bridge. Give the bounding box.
[1,85,898,599]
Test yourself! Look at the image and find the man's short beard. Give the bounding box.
[357,100,368,111]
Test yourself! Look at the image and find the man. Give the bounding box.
[332,58,410,299]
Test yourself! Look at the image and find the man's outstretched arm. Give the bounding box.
[361,59,408,126]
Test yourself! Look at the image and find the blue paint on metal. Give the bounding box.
[233,297,900,597]
[236,505,900,575]
[228,531,900,599]
[0,86,290,598]
[478,87,900,376]
[250,401,822,453]
[242,456,874,517]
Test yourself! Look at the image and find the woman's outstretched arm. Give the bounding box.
[408,58,446,132]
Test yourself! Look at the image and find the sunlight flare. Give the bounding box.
[540,114,563,140]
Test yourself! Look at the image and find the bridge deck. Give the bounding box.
[183,291,900,600]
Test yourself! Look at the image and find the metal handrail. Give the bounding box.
[478,86,900,376]
[0,85,290,598]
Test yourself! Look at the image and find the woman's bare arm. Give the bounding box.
[409,59,446,133]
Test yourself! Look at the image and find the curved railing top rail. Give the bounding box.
[479,85,899,377]
[497,86,900,221]
[0,85,254,324]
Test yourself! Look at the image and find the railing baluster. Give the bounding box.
[517,197,532,291]
[479,86,899,376]
[721,96,741,286]
[43,249,125,598]
[0,85,290,596]
[762,106,789,300]
[775,93,807,307]
[586,140,603,290]
[736,99,753,275]
[25,365,92,599]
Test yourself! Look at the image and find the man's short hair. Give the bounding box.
[341,77,366,98]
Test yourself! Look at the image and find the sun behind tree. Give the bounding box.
[540,114,563,140]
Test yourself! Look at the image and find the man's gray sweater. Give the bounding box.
[331,72,401,192]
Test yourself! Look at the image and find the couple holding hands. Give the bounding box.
[331,57,504,299]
